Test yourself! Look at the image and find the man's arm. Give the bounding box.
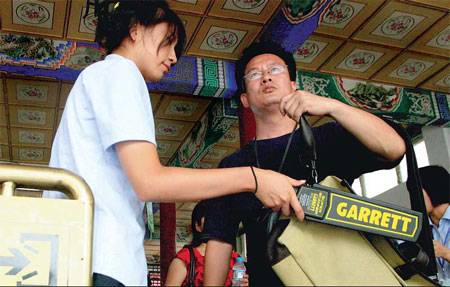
[116,141,305,219]
[267,90,406,162]
[203,239,233,286]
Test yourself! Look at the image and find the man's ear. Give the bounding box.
[291,81,297,91]
[241,93,250,108]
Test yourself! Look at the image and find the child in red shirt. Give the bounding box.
[166,201,248,286]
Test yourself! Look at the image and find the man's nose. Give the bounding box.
[261,70,272,83]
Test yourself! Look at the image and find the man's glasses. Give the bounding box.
[243,64,288,81]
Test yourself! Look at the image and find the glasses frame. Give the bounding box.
[243,64,289,82]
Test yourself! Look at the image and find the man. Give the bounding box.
[201,41,406,286]
[420,165,450,284]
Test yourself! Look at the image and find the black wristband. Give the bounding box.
[250,166,258,194]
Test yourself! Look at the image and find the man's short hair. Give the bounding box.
[235,41,297,94]
[419,165,449,206]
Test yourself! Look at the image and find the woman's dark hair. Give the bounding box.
[235,41,297,95]
[190,200,208,247]
[419,165,449,206]
[94,0,186,58]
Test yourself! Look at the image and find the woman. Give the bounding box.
[166,201,248,286]
[44,1,304,285]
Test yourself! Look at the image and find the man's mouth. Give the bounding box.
[162,64,170,73]
[262,86,276,93]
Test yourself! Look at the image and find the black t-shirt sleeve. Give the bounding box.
[314,122,402,183]
[201,152,248,244]
[201,194,242,244]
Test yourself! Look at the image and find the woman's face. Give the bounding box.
[134,22,178,82]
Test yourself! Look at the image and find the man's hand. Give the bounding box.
[240,274,249,286]
[433,240,450,263]
[253,167,305,221]
[265,90,337,123]
[266,89,406,162]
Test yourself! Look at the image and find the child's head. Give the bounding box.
[191,201,208,247]
[95,1,186,81]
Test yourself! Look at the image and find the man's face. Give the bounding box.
[422,189,434,214]
[240,54,296,114]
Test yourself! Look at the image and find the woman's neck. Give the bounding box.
[112,43,138,65]
[195,243,207,256]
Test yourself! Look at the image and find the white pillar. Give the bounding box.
[422,126,450,172]
[373,126,450,207]
[373,183,410,208]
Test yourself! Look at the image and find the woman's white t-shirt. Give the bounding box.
[44,54,156,286]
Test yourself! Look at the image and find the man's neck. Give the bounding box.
[430,203,449,227]
[254,113,297,140]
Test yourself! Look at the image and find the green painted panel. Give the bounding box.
[169,99,238,167]
[297,71,442,126]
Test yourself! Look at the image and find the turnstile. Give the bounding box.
[0,164,94,286]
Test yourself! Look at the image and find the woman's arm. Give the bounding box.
[165,258,188,286]
[116,141,305,219]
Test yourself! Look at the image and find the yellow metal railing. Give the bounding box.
[0,163,94,286]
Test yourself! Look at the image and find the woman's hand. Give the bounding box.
[253,168,306,221]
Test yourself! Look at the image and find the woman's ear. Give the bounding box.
[129,23,139,42]
[194,221,202,233]
[195,217,205,233]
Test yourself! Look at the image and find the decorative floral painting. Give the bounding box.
[12,1,54,29]
[16,84,48,102]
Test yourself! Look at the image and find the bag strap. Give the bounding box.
[185,245,196,287]
[383,119,437,276]
[298,116,318,184]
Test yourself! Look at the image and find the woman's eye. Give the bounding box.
[162,35,175,46]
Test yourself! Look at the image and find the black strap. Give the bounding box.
[185,245,196,287]
[254,123,298,173]
[254,124,297,233]
[384,118,437,276]
[262,116,318,234]
[298,116,318,184]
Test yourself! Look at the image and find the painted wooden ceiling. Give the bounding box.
[0,0,448,164]
[0,0,449,262]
